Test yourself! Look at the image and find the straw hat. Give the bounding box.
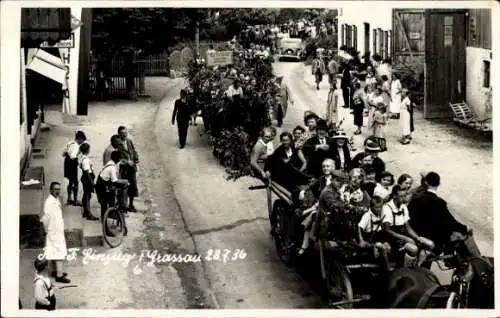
[332,130,349,140]
[365,139,381,152]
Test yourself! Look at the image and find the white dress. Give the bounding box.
[400,96,412,136]
[390,79,402,114]
[41,195,67,260]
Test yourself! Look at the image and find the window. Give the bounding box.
[341,24,346,47]
[353,25,358,51]
[372,29,377,55]
[346,25,352,49]
[483,60,490,88]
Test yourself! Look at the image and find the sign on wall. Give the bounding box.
[409,32,421,40]
[40,33,75,48]
[206,51,233,66]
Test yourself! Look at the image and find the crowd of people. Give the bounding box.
[35,125,139,307]
[244,45,476,269]
[312,48,415,148]
[255,108,475,269]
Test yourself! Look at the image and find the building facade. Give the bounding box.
[465,9,492,121]
[337,5,393,58]
[339,7,492,121]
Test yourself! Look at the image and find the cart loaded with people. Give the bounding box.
[250,159,494,309]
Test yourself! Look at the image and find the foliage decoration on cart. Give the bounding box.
[187,49,280,181]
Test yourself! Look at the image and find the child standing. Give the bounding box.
[358,196,392,270]
[372,102,388,151]
[400,88,412,144]
[33,258,56,310]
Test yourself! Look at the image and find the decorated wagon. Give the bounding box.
[250,160,494,309]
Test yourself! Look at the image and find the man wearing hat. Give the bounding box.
[301,119,336,178]
[332,130,351,171]
[350,137,386,179]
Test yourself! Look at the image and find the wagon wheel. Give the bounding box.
[325,261,354,308]
[272,199,296,267]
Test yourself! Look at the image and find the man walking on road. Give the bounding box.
[41,182,70,283]
[172,89,191,149]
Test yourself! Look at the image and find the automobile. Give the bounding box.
[277,38,305,62]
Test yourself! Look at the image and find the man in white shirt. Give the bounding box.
[41,182,70,283]
[94,151,129,221]
[62,131,86,206]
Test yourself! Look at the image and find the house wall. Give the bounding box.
[466,47,491,120]
[338,6,392,56]
[20,48,31,174]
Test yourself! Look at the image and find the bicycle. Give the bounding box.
[102,185,129,248]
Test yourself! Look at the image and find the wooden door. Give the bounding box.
[425,10,467,118]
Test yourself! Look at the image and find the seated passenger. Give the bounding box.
[301,120,336,178]
[358,196,392,270]
[272,131,306,170]
[331,130,351,171]
[361,166,377,197]
[382,185,434,267]
[339,168,371,217]
[373,171,394,202]
[250,127,274,180]
[298,158,335,256]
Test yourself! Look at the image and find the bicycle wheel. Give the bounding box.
[102,207,126,248]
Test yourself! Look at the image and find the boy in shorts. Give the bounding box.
[358,196,392,270]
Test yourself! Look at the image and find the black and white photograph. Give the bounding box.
[1,0,498,315]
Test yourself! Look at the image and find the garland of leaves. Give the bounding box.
[187,53,278,181]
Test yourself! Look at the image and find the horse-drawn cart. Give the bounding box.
[250,163,389,308]
[250,162,494,309]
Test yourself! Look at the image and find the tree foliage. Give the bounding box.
[91,8,337,56]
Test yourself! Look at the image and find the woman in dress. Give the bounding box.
[390,73,402,119]
[400,88,413,144]
[326,81,339,128]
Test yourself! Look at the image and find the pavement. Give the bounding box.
[19,77,211,309]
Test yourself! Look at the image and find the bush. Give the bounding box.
[393,59,424,107]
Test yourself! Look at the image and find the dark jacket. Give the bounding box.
[302,136,336,178]
[332,144,351,170]
[172,98,191,124]
[272,144,301,168]
[408,190,468,247]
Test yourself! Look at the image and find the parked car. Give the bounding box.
[277,38,305,62]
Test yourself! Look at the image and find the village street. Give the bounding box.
[18,61,493,310]
[147,61,493,308]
